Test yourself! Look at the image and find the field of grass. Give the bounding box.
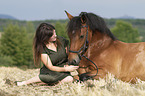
[0,67,145,96]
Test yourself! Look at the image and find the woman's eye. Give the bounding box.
[80,35,84,38]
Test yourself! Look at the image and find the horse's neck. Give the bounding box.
[86,32,114,57]
[92,32,113,48]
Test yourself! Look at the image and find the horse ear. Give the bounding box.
[65,10,73,20]
[80,12,87,24]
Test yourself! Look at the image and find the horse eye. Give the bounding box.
[80,35,84,38]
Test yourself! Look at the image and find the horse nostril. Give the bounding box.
[73,60,76,63]
[72,60,79,66]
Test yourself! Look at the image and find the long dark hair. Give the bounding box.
[33,23,61,66]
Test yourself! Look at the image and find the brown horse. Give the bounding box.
[65,11,145,83]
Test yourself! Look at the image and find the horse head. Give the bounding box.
[65,11,93,66]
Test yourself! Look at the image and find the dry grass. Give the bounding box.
[0,67,145,96]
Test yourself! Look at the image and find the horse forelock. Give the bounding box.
[67,16,81,35]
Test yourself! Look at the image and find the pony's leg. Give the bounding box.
[79,69,108,81]
[73,75,80,82]
[91,69,107,79]
[73,67,88,82]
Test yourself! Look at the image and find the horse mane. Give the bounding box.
[67,12,117,41]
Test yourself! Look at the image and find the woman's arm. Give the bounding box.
[65,46,69,54]
[41,54,79,72]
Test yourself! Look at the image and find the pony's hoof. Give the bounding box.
[79,73,92,82]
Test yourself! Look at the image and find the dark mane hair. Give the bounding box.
[67,12,117,41]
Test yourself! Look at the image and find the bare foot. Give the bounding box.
[16,81,26,86]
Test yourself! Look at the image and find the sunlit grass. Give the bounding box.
[0,67,145,96]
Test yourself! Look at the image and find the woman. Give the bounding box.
[16,23,79,86]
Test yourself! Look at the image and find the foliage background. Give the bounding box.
[0,18,145,68]
[0,18,145,96]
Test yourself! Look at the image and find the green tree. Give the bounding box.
[55,22,68,39]
[111,20,141,43]
[26,21,35,38]
[0,24,33,67]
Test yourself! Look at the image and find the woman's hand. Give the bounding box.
[64,65,79,72]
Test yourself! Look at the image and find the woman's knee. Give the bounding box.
[61,76,73,82]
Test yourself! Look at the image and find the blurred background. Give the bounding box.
[0,0,145,68]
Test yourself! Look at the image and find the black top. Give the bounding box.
[40,36,69,74]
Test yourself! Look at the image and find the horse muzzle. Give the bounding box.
[68,53,81,66]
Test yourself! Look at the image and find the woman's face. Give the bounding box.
[49,30,57,42]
